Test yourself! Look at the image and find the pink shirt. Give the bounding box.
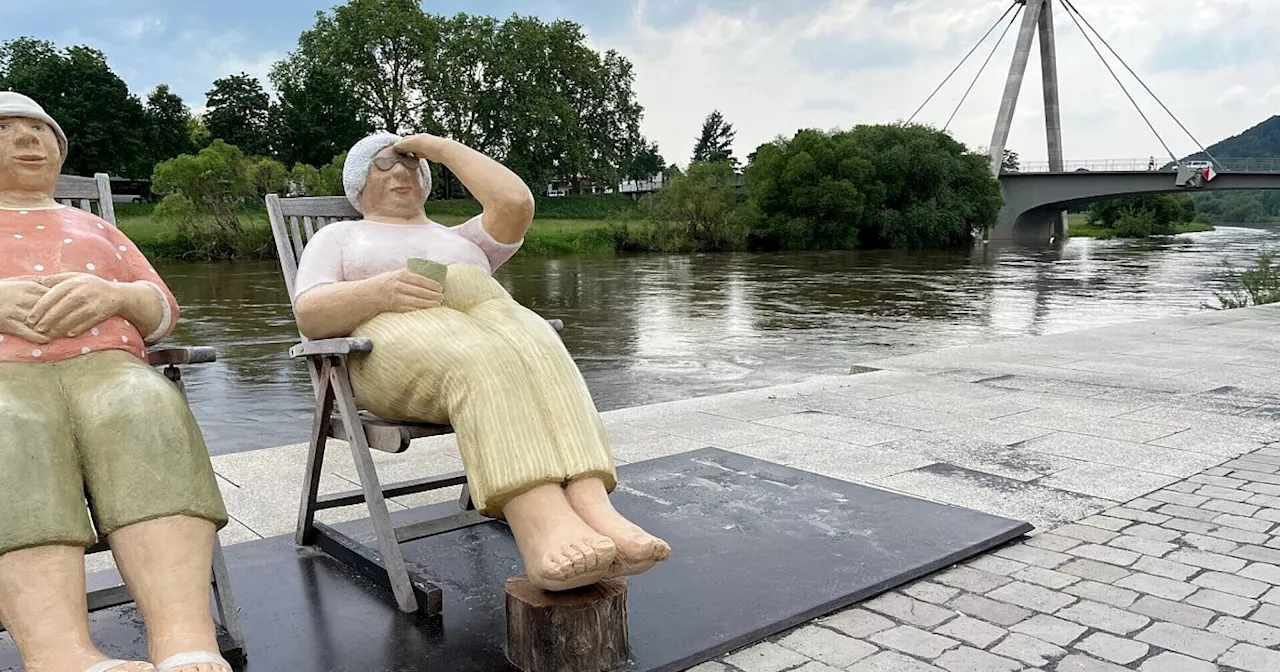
[0,205,177,363]
[292,214,522,300]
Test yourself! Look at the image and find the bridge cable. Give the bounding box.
[945,5,1023,131]
[1056,0,1177,163]
[1059,0,1222,167]
[907,1,1020,124]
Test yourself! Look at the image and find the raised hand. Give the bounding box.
[391,133,449,163]
[26,272,123,338]
[0,278,52,343]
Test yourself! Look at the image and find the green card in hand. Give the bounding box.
[407,258,448,288]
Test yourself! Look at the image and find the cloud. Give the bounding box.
[115,16,165,41]
[597,0,1280,167]
[168,30,284,103]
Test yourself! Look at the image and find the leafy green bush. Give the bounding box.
[743,124,1000,250]
[1214,250,1280,309]
[151,140,254,258]
[1087,194,1194,236]
[642,160,747,252]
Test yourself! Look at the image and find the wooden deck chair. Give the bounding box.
[37,173,247,662]
[265,193,564,616]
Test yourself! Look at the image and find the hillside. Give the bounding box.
[1183,114,1280,224]
[1186,115,1280,160]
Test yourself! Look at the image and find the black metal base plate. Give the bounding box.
[0,448,1031,672]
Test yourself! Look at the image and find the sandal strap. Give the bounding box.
[85,661,142,672]
[157,651,231,671]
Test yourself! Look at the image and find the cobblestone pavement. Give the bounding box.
[683,305,1280,671]
[692,445,1280,672]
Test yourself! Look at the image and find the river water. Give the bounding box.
[155,224,1280,455]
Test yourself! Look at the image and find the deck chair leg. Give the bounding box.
[459,483,476,511]
[210,537,246,660]
[329,360,420,614]
[296,358,336,546]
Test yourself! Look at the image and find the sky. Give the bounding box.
[2,0,1278,168]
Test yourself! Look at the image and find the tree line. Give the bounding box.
[0,0,668,196]
[1,0,1012,256]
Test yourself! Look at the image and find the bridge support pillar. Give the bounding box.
[988,0,1045,176]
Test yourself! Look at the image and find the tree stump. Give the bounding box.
[505,576,630,672]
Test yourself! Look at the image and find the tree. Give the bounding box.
[0,37,149,177]
[246,157,289,198]
[626,141,665,180]
[743,124,1001,250]
[1087,194,1196,236]
[204,73,272,157]
[187,115,212,151]
[1002,149,1020,173]
[424,14,647,191]
[142,85,193,171]
[644,160,747,252]
[289,0,438,133]
[269,55,371,167]
[692,110,737,167]
[151,140,255,257]
[278,6,649,192]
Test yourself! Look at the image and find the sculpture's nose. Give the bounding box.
[11,122,40,146]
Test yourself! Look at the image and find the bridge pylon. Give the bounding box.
[989,0,1068,242]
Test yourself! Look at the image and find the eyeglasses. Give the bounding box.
[371,153,421,173]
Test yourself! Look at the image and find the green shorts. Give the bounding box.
[0,350,228,557]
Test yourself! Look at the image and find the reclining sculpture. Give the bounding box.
[0,92,231,672]
[291,131,672,591]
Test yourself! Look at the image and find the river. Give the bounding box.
[154,224,1280,455]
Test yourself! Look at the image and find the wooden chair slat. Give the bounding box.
[287,216,306,265]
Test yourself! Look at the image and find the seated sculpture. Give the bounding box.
[292,131,671,591]
[0,92,231,672]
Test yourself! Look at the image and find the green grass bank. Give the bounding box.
[115,195,653,260]
[1066,213,1214,239]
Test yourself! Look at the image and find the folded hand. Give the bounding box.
[0,278,52,343]
[26,272,123,338]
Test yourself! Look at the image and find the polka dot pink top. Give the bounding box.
[0,206,179,364]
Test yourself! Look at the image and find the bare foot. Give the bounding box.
[503,483,618,591]
[565,477,671,578]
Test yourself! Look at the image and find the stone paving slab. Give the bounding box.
[77,303,1280,667]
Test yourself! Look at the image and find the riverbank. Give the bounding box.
[1067,213,1215,239]
[116,197,654,260]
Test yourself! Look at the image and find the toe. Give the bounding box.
[575,541,599,572]
[569,542,591,574]
[593,538,617,560]
[564,543,586,568]
[543,551,570,580]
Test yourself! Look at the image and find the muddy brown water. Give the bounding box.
[152,224,1280,454]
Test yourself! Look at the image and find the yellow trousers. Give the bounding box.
[347,264,616,516]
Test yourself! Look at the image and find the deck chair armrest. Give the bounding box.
[288,323,556,360]
[289,337,374,358]
[147,346,217,366]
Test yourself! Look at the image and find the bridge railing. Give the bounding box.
[1012,157,1280,173]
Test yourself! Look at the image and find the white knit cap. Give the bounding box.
[0,91,68,159]
[342,132,432,213]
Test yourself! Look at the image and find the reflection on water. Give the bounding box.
[154,224,1280,454]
